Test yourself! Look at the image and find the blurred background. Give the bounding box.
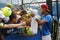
[0,0,60,40]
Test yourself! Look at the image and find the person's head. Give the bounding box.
[18,10,27,16]
[40,4,50,14]
[30,9,38,17]
[13,8,19,14]
[9,13,18,23]
[19,17,25,23]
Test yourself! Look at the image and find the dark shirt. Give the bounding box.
[2,21,16,36]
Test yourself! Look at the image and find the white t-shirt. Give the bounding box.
[30,9,39,34]
[0,10,5,18]
[30,16,38,34]
[0,10,9,22]
[4,17,9,22]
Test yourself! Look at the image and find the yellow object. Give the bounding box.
[22,14,31,20]
[39,26,42,32]
[7,3,14,8]
[2,7,12,17]
[22,14,35,36]
[0,23,4,28]
[26,27,34,36]
[37,15,41,19]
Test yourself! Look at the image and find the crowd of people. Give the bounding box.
[0,3,52,40]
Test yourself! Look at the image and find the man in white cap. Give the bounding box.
[30,9,40,34]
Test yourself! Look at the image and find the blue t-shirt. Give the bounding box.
[40,13,52,36]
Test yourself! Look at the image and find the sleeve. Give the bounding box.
[0,11,5,18]
[44,15,52,23]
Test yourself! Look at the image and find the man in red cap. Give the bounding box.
[35,4,52,40]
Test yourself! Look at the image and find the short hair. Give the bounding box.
[9,13,16,20]
[20,10,27,15]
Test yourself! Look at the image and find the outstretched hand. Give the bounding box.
[30,13,35,17]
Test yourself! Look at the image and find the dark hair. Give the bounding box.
[9,13,16,20]
[20,10,27,16]
[22,10,27,13]
[6,5,11,8]
[23,10,27,14]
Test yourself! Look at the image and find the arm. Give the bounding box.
[36,19,46,25]
[3,22,26,28]
[36,15,51,25]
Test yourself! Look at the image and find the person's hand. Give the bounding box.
[20,22,26,26]
[30,13,35,17]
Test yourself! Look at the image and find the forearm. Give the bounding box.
[36,19,43,25]
[3,22,26,28]
[3,24,17,28]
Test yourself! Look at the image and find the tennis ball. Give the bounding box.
[39,26,42,31]
[26,27,30,30]
[0,23,3,28]
[26,27,34,36]
[2,7,12,17]
[27,30,33,36]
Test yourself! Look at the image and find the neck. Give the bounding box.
[10,21,15,24]
[42,12,47,16]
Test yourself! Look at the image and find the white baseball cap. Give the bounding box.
[0,10,5,19]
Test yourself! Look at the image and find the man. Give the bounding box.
[0,10,26,28]
[3,13,26,40]
[0,10,26,40]
[3,13,26,35]
[36,4,52,40]
[3,13,19,36]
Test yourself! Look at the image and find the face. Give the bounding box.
[40,7,46,14]
[20,19,25,23]
[12,15,18,23]
[13,8,19,14]
[19,12,23,16]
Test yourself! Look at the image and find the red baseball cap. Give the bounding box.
[41,4,50,12]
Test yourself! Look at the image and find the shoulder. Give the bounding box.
[45,14,52,19]
[44,14,52,22]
